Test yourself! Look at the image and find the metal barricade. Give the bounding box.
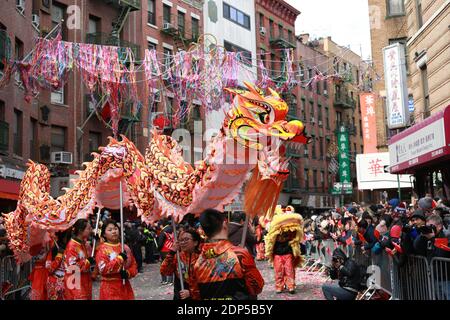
[353,246,371,269]
[391,255,433,300]
[0,255,32,300]
[368,251,392,295]
[430,257,450,300]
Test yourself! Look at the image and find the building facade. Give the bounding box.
[388,0,450,199]
[368,0,410,152]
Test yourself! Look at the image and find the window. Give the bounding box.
[178,11,185,36]
[420,64,430,118]
[387,0,405,16]
[51,86,64,104]
[278,24,283,39]
[415,0,423,28]
[312,142,316,159]
[193,106,201,120]
[29,118,37,160]
[316,79,321,95]
[318,104,322,123]
[301,98,306,120]
[51,125,66,153]
[304,169,309,190]
[88,15,100,34]
[360,119,363,136]
[325,107,330,128]
[148,0,156,25]
[309,101,314,120]
[223,3,250,29]
[260,48,266,68]
[319,137,324,159]
[320,170,325,186]
[269,19,274,37]
[51,2,66,40]
[259,13,264,28]
[163,48,173,73]
[313,170,318,186]
[148,41,156,51]
[163,4,171,24]
[336,111,342,124]
[192,18,199,40]
[271,53,276,77]
[288,30,293,44]
[13,109,22,156]
[224,40,252,66]
[0,100,4,121]
[361,145,364,154]
[14,37,23,84]
[89,131,101,153]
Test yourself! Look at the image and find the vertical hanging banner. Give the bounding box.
[360,93,378,153]
[383,42,409,129]
[336,125,352,194]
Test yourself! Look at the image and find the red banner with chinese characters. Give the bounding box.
[360,93,377,153]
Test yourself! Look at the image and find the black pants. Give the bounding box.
[144,242,156,263]
[132,244,143,270]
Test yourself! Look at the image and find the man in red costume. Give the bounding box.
[189,209,264,300]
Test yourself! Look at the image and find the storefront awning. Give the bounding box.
[389,105,450,174]
[0,178,20,200]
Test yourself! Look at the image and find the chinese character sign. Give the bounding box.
[383,43,409,129]
[337,126,352,193]
[360,93,378,153]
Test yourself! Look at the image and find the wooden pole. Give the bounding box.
[171,218,185,291]
[119,180,125,285]
[91,207,102,257]
[240,214,250,248]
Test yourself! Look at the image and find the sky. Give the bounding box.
[285,0,372,61]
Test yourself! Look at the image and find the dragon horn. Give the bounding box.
[268,87,280,98]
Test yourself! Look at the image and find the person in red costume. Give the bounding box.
[189,209,264,300]
[29,240,52,300]
[161,227,202,300]
[95,219,138,300]
[45,231,70,300]
[63,218,95,300]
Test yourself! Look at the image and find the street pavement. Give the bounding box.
[93,260,328,300]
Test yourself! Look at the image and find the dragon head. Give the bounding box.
[224,82,311,151]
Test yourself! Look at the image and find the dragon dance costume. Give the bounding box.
[265,213,304,293]
[189,240,264,300]
[160,250,200,300]
[29,242,51,300]
[45,248,65,300]
[95,242,137,300]
[63,238,93,300]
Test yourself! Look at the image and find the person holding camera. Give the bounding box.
[322,248,361,300]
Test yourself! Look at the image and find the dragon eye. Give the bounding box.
[259,113,270,124]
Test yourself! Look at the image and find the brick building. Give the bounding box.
[368,0,410,152]
[0,0,142,207]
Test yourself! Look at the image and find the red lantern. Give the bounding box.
[153,114,170,130]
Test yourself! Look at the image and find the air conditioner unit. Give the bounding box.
[51,152,73,164]
[16,0,25,13]
[32,14,40,29]
[304,149,309,156]
[259,27,266,35]
[310,117,315,124]
[323,89,328,95]
[154,91,161,102]
[163,22,173,30]
[318,120,323,126]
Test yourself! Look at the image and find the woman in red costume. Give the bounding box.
[161,227,202,300]
[63,218,95,300]
[95,219,138,300]
[29,240,52,300]
[45,231,70,300]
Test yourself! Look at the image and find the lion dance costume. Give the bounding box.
[265,213,304,293]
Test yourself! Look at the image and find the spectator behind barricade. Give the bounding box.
[413,214,450,259]
[227,211,257,255]
[322,248,361,300]
[0,217,12,258]
[332,218,354,247]
[401,209,427,255]
[418,196,437,216]
[371,220,389,255]
[355,219,377,252]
